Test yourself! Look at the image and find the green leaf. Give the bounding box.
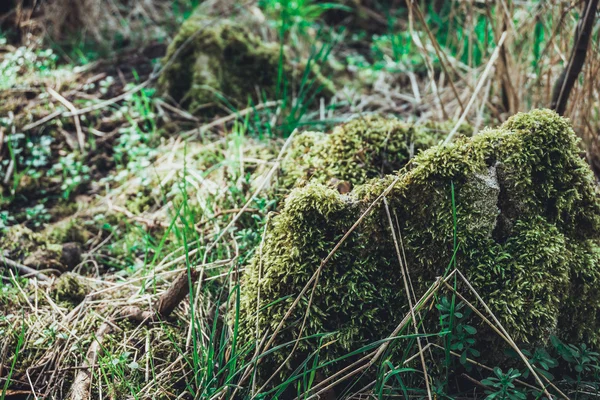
[463,325,477,335]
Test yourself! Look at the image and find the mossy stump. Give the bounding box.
[280,114,473,190]
[239,109,600,388]
[158,15,333,113]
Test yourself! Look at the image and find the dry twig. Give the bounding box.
[1,256,51,281]
[47,87,86,153]
[550,0,599,114]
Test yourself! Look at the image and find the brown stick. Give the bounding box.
[66,266,206,398]
[47,87,86,153]
[118,306,154,323]
[461,373,491,391]
[1,257,51,281]
[550,0,599,115]
[68,322,112,400]
[155,268,202,318]
[116,267,206,325]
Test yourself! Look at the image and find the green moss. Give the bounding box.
[125,187,155,215]
[240,109,600,385]
[52,273,89,305]
[421,119,474,138]
[280,115,470,190]
[1,224,82,272]
[0,225,47,259]
[159,16,333,112]
[44,217,90,244]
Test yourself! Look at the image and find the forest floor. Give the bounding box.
[2,1,600,399]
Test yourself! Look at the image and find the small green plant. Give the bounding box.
[425,4,493,67]
[0,210,14,232]
[83,75,115,95]
[481,368,526,400]
[437,296,479,366]
[0,47,58,89]
[171,0,201,21]
[98,349,143,398]
[24,203,51,227]
[555,341,600,377]
[0,132,54,195]
[520,347,557,381]
[111,123,158,184]
[48,153,91,199]
[33,325,59,346]
[370,32,428,72]
[503,337,600,398]
[552,336,600,395]
[260,0,348,42]
[109,84,159,183]
[276,35,338,136]
[0,314,26,400]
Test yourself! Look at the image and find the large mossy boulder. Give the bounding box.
[239,109,600,386]
[280,114,472,190]
[158,15,333,112]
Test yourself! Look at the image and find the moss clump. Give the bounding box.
[159,16,333,112]
[0,225,47,260]
[280,114,470,190]
[43,216,90,244]
[1,225,82,273]
[52,273,89,305]
[240,109,600,385]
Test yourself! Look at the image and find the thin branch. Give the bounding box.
[550,0,599,114]
[47,87,86,153]
[67,322,112,400]
[1,256,51,281]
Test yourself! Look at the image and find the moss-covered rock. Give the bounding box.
[280,114,471,190]
[159,16,333,113]
[239,109,600,386]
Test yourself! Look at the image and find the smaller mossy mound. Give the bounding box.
[43,216,90,244]
[1,225,82,273]
[280,114,471,190]
[51,272,89,305]
[158,16,333,112]
[0,225,47,260]
[239,109,600,388]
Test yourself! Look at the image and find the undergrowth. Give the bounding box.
[2,0,600,399]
